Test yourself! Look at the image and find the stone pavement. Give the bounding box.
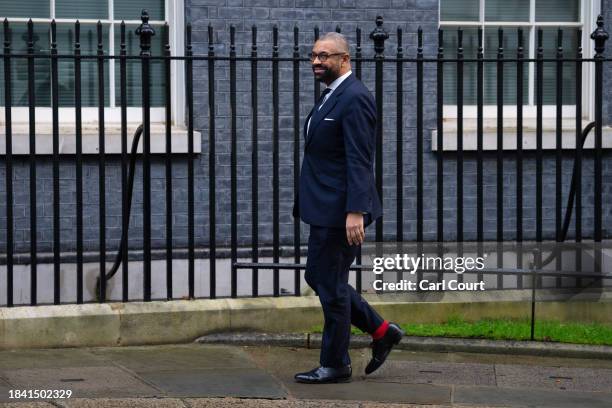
[1,343,612,407]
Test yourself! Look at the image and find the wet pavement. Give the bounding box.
[1,343,612,407]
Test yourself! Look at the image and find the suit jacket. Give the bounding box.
[292,73,382,228]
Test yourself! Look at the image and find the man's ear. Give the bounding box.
[340,55,348,68]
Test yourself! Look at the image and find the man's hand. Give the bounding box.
[346,212,365,246]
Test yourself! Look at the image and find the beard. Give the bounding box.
[312,65,338,84]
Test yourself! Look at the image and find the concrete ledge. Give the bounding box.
[196,332,612,360]
[0,303,120,350]
[0,297,323,350]
[0,292,611,350]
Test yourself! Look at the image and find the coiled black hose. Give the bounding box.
[95,124,143,300]
[539,121,596,268]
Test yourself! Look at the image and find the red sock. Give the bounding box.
[371,320,389,340]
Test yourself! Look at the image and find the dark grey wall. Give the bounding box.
[0,0,610,257]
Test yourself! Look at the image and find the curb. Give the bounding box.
[2,293,611,351]
[195,332,612,360]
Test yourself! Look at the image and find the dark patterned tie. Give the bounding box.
[316,87,332,111]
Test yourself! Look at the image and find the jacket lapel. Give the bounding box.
[303,107,315,143]
[305,73,356,148]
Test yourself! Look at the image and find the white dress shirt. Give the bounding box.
[307,70,352,135]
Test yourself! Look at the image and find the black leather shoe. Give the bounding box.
[294,365,352,384]
[365,322,404,375]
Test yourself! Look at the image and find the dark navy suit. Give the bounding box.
[293,73,384,368]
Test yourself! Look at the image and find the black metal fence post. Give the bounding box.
[555,29,564,287]
[230,25,238,298]
[207,24,217,299]
[591,15,608,275]
[396,27,404,285]
[516,27,524,289]
[535,30,543,289]
[476,26,484,283]
[436,28,445,283]
[75,21,84,304]
[496,28,504,287]
[96,21,106,302]
[416,27,424,285]
[51,20,61,304]
[370,16,388,245]
[456,27,464,283]
[185,23,195,299]
[250,25,259,298]
[164,23,173,300]
[591,17,608,236]
[574,30,583,289]
[136,10,155,301]
[119,21,129,302]
[530,247,542,341]
[27,19,37,306]
[536,29,543,245]
[293,25,301,297]
[3,19,14,307]
[272,25,280,297]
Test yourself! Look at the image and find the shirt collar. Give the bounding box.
[325,70,352,92]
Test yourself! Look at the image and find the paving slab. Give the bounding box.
[60,397,187,407]
[454,385,612,408]
[186,399,359,408]
[244,346,368,375]
[185,398,453,408]
[384,349,612,369]
[242,346,452,404]
[87,345,286,399]
[366,360,496,387]
[88,344,256,372]
[185,398,359,408]
[0,383,13,405]
[0,367,159,401]
[291,381,452,405]
[361,404,453,408]
[139,368,286,399]
[0,349,109,370]
[495,364,612,392]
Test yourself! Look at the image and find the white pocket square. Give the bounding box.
[324,118,335,121]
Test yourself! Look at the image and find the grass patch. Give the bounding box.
[308,317,612,346]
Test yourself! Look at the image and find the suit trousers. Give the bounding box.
[305,225,384,368]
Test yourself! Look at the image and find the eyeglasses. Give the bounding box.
[309,52,346,62]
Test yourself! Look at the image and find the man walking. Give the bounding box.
[292,32,404,384]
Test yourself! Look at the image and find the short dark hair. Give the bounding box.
[317,32,350,56]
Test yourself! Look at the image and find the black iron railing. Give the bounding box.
[0,12,610,306]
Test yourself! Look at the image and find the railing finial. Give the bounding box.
[3,18,10,48]
[136,9,155,56]
[591,14,609,58]
[369,15,388,58]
